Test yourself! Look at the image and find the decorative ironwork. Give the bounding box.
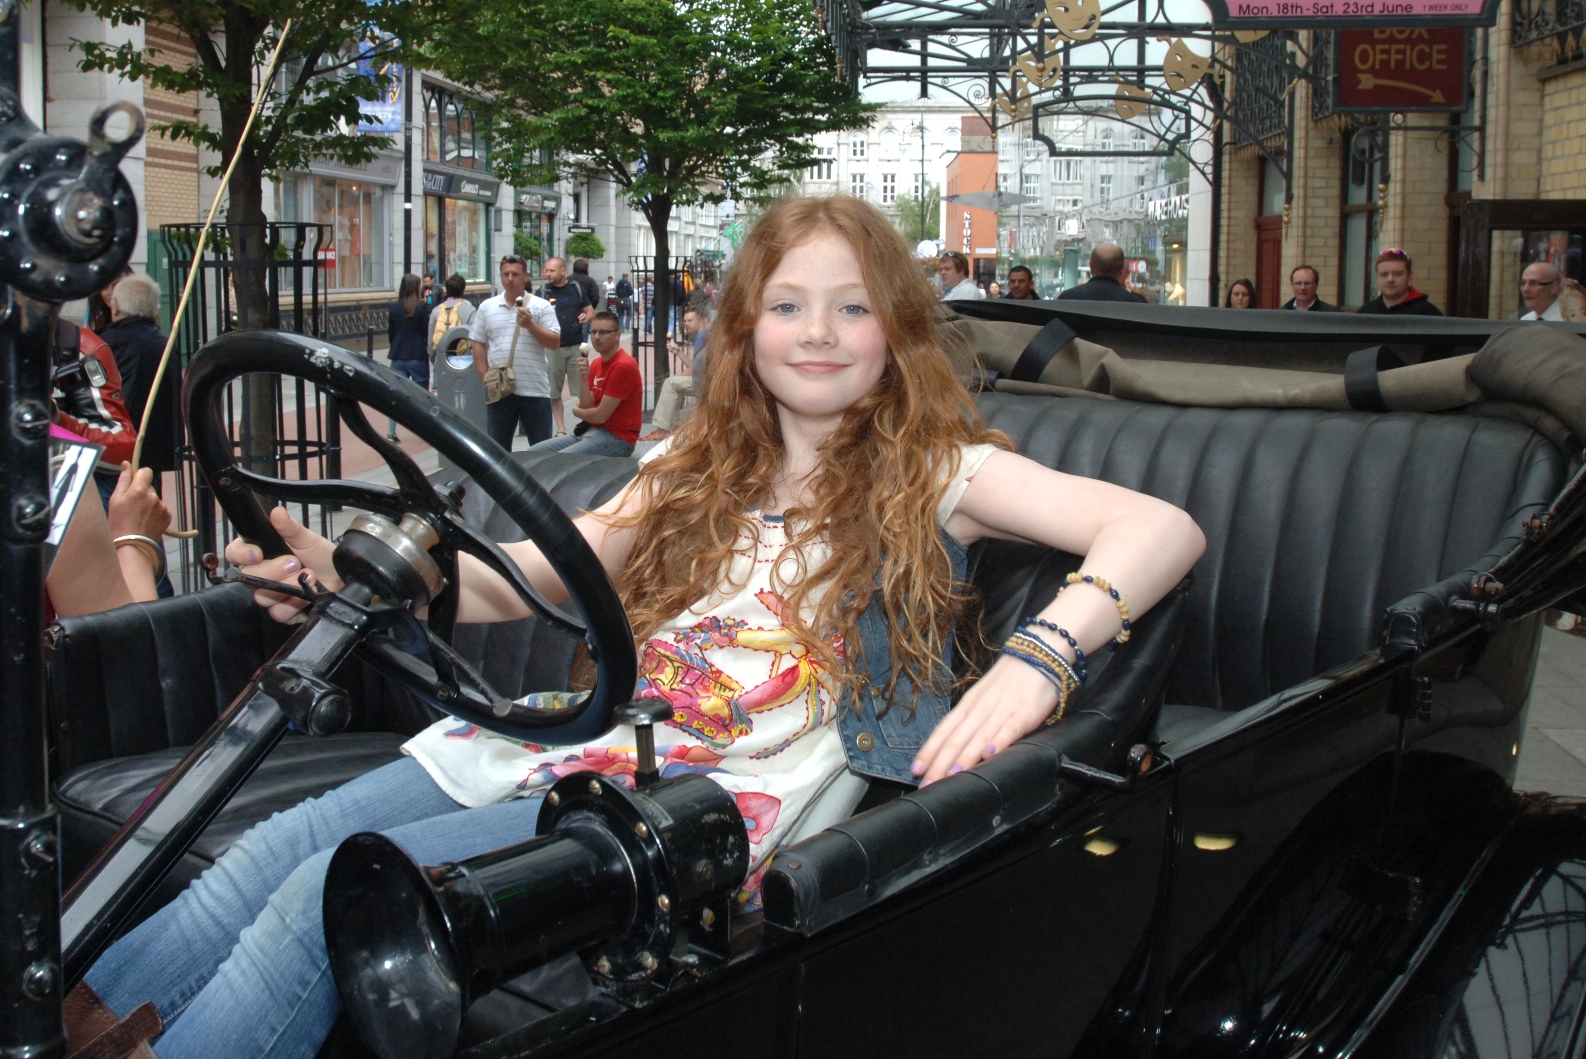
[1310,30,1337,120]
[821,0,1329,185]
[1512,0,1586,62]
[1232,31,1291,145]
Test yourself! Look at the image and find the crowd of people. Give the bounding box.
[941,242,1574,323]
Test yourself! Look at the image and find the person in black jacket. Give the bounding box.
[388,274,433,386]
[1280,265,1342,312]
[1057,244,1146,303]
[1356,249,1443,316]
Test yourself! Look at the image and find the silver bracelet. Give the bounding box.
[112,533,166,584]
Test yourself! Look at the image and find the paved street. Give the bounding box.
[1517,627,1586,797]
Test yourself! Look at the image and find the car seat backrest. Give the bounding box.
[974,393,1566,711]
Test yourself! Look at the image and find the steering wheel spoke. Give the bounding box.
[434,516,586,637]
[332,387,447,513]
[220,466,405,518]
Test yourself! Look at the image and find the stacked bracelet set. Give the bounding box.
[999,573,1132,727]
[113,533,166,583]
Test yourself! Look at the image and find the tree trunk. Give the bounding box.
[645,196,674,390]
[226,143,277,475]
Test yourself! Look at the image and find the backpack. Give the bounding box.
[431,300,461,352]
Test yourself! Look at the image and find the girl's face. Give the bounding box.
[753,234,888,437]
[1231,284,1252,308]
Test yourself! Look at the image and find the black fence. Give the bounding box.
[158,222,346,592]
[626,253,721,409]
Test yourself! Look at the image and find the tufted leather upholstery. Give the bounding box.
[974,393,1565,712]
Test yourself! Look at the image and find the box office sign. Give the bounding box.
[1337,28,1468,111]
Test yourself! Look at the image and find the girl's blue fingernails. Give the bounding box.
[983,744,998,756]
[910,760,925,774]
[920,778,933,788]
[246,551,261,565]
[948,763,964,774]
[282,558,300,573]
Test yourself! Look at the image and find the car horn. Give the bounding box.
[321,701,750,1059]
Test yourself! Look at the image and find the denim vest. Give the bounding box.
[835,532,968,783]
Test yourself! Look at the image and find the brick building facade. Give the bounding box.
[1215,0,1586,318]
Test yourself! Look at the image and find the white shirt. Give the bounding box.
[468,292,559,397]
[1521,297,1564,322]
[402,440,1001,903]
[942,277,985,302]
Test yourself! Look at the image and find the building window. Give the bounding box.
[1022,172,1040,198]
[280,175,390,291]
[997,172,1009,192]
[881,173,897,204]
[423,85,487,172]
[913,171,924,198]
[424,195,490,285]
[1056,157,1081,182]
[850,132,867,158]
[850,172,867,198]
[1100,129,1114,152]
[809,145,835,181]
[880,128,899,158]
[1099,174,1113,207]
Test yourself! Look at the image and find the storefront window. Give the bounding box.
[280,174,389,291]
[423,85,487,174]
[424,195,490,284]
[424,92,441,163]
[1340,137,1384,308]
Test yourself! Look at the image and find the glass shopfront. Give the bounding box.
[421,84,495,284]
[424,192,491,284]
[514,188,560,273]
[277,174,391,291]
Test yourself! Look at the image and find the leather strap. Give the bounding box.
[65,986,161,1059]
[1010,317,1079,384]
[1344,345,1406,413]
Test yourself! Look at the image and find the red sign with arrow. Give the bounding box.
[1337,28,1468,111]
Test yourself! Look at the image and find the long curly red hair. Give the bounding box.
[613,195,1011,708]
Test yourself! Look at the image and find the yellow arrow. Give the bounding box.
[1355,74,1446,103]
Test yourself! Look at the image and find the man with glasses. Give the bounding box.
[1520,261,1565,321]
[1356,248,1443,316]
[471,254,562,449]
[528,311,641,456]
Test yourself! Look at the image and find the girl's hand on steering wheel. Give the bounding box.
[910,655,1060,785]
[223,507,342,623]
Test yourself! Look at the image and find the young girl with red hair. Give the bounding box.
[83,195,1203,1058]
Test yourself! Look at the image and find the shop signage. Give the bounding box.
[316,247,337,270]
[1145,184,1191,221]
[962,211,972,253]
[568,224,595,234]
[516,190,560,214]
[1336,28,1468,110]
[421,167,501,203]
[357,39,403,135]
[1203,0,1497,29]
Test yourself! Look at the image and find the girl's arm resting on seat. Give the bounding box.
[918,451,1206,783]
[224,481,646,626]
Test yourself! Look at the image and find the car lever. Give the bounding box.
[202,552,323,603]
[614,700,675,788]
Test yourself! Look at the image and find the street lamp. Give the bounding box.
[908,118,929,243]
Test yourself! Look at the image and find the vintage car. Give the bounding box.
[39,301,1586,1059]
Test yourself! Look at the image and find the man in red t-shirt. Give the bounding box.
[529,311,641,456]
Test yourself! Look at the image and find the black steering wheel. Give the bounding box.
[183,329,636,745]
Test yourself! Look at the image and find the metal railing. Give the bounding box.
[1513,0,1586,61]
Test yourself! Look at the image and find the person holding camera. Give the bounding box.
[528,311,640,456]
[470,255,562,450]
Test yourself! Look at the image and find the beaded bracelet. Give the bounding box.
[999,638,1076,726]
[1005,629,1083,690]
[1020,617,1087,684]
[1064,572,1132,644]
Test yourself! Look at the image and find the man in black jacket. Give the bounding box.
[1356,248,1444,316]
[1057,244,1145,303]
[1280,264,1342,312]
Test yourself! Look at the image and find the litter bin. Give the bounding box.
[432,325,487,482]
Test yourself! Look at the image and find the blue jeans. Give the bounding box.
[388,358,429,389]
[485,394,553,451]
[85,758,546,1059]
[527,426,634,457]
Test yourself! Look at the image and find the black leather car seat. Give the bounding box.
[973,393,1565,726]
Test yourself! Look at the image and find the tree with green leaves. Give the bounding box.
[68,0,418,323]
[68,0,420,468]
[894,182,941,245]
[424,0,872,380]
